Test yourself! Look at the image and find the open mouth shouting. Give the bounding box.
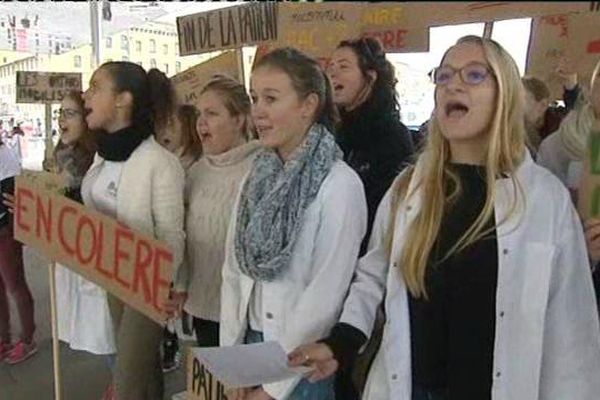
[445,100,470,120]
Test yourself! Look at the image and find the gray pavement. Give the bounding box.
[0,247,188,400]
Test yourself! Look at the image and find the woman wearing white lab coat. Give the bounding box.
[291,36,600,400]
[220,48,367,400]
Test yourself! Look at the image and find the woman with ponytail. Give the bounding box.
[291,36,600,400]
[82,63,185,400]
[220,48,367,400]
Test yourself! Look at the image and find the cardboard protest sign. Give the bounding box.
[14,175,173,324]
[188,349,228,400]
[172,50,242,107]
[392,2,595,28]
[527,12,600,99]
[253,3,364,69]
[360,3,429,53]
[16,71,82,104]
[177,2,279,56]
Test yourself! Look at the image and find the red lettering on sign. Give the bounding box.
[75,215,97,266]
[114,225,134,289]
[58,205,77,256]
[152,247,173,312]
[94,221,113,279]
[94,221,105,274]
[35,195,53,244]
[15,187,33,233]
[133,239,153,304]
[362,29,408,50]
[588,39,600,53]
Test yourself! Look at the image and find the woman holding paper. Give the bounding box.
[166,74,261,350]
[290,36,600,400]
[220,48,367,400]
[81,62,185,400]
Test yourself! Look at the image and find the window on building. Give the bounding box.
[121,35,129,52]
[150,58,156,68]
[136,40,142,52]
[106,37,112,48]
[164,64,169,74]
[491,18,532,76]
[150,39,156,53]
[74,55,81,68]
[176,61,181,73]
[163,44,168,55]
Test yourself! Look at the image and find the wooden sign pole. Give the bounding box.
[44,103,54,169]
[43,102,62,400]
[49,261,62,400]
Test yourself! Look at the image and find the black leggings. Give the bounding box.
[192,317,220,347]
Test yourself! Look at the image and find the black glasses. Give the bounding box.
[430,62,494,86]
[57,108,82,120]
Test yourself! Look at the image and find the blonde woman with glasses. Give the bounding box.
[290,36,600,400]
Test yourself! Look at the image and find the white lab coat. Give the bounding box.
[55,264,116,354]
[340,153,600,400]
[68,136,184,352]
[220,161,367,400]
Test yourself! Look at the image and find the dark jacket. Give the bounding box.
[539,85,581,141]
[337,96,414,255]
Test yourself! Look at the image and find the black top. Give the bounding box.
[0,176,15,229]
[337,96,414,256]
[409,163,498,399]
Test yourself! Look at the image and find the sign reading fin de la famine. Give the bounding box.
[177,2,278,56]
[13,176,173,325]
[16,71,82,104]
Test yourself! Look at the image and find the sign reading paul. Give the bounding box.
[16,71,82,104]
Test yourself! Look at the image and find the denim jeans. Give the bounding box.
[412,385,448,400]
[245,329,335,400]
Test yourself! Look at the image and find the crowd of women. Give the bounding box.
[1,33,599,400]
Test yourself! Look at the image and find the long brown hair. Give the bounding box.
[177,104,202,161]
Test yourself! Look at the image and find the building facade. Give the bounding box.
[0,20,218,120]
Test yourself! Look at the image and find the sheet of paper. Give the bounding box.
[192,341,313,388]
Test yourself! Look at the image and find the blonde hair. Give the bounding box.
[396,35,526,298]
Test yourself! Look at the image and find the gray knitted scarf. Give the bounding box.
[234,124,343,282]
